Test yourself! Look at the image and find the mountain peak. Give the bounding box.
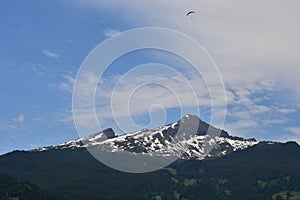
[182,114,198,119]
[177,114,228,138]
[87,128,116,140]
[34,114,258,160]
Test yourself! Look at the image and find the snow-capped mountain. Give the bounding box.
[35,115,258,160]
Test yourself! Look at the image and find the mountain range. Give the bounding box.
[0,115,300,200]
[34,115,258,160]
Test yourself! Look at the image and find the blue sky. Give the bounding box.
[1,0,300,154]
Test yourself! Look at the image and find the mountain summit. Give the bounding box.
[35,115,257,160]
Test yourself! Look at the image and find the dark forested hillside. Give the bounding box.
[0,141,300,200]
[0,174,51,200]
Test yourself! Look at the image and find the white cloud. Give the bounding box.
[281,127,300,144]
[0,114,25,130]
[222,81,295,137]
[77,0,300,59]
[29,64,48,77]
[60,0,300,140]
[42,49,60,59]
[58,73,75,93]
[60,68,291,136]
[224,120,260,136]
[284,127,300,135]
[66,71,211,131]
[278,108,296,114]
[102,29,121,37]
[74,0,300,102]
[58,64,298,138]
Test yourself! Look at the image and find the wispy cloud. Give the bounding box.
[60,70,214,132]
[58,69,296,137]
[1,114,25,129]
[221,81,296,137]
[281,126,300,143]
[102,29,121,37]
[284,127,300,135]
[58,73,75,93]
[278,109,296,114]
[42,49,60,59]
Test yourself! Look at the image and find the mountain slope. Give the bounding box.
[0,142,300,200]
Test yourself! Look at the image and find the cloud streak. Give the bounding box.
[1,114,25,129]
[102,29,121,37]
[284,127,300,135]
[42,49,60,59]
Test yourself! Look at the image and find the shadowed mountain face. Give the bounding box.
[0,115,299,199]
